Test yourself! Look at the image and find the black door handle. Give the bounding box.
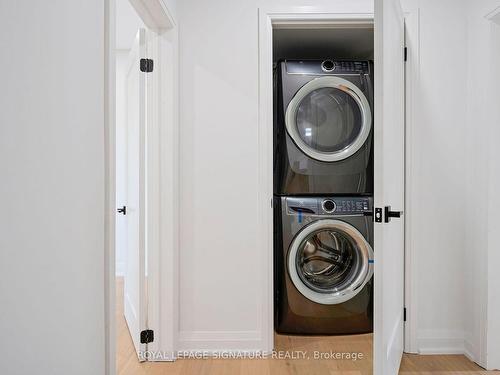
[117,206,127,215]
[384,206,402,223]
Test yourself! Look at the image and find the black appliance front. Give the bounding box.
[274,195,374,335]
[274,60,374,196]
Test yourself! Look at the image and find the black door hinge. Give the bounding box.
[140,329,154,344]
[140,58,154,73]
[117,206,126,215]
[404,307,407,322]
[404,47,408,62]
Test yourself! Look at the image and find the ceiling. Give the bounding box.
[116,0,145,50]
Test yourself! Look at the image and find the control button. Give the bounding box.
[321,60,335,72]
[322,199,336,213]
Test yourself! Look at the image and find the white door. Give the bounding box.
[123,28,148,360]
[374,0,406,374]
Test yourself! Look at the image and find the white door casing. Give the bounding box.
[124,28,148,360]
[374,0,406,374]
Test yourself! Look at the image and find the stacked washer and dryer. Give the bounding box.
[274,59,375,335]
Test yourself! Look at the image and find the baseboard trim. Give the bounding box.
[416,330,464,355]
[177,330,265,352]
[463,338,475,359]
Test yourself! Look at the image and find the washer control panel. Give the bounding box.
[286,197,372,216]
[322,199,336,213]
[332,197,371,214]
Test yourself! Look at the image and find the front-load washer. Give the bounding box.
[274,195,373,334]
[274,59,374,195]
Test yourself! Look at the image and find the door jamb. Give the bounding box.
[403,7,420,354]
[258,6,374,353]
[104,1,116,373]
[105,0,179,372]
[477,5,500,369]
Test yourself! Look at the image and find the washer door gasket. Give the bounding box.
[288,219,374,305]
[285,76,372,162]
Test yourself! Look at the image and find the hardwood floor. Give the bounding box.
[116,278,493,374]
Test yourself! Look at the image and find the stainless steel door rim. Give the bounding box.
[287,219,374,305]
[285,76,372,162]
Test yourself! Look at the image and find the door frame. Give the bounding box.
[258,6,375,353]
[478,5,500,369]
[402,6,420,354]
[104,0,179,372]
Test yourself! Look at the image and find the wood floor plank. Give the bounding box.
[116,277,491,374]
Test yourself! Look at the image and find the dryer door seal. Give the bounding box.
[288,219,373,305]
[285,76,372,162]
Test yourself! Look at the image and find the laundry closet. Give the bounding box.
[272,21,376,365]
[256,7,406,374]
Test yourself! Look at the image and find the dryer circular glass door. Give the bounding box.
[288,219,373,305]
[285,76,372,162]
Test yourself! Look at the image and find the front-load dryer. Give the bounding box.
[274,195,373,334]
[274,60,374,195]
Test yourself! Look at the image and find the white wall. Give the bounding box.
[177,0,373,351]
[401,0,469,354]
[0,1,106,374]
[463,0,500,369]
[163,0,177,22]
[399,0,500,363]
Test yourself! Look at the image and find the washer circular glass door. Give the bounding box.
[288,219,374,305]
[285,76,372,162]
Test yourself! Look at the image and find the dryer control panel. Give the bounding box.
[285,60,371,75]
[286,196,372,216]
